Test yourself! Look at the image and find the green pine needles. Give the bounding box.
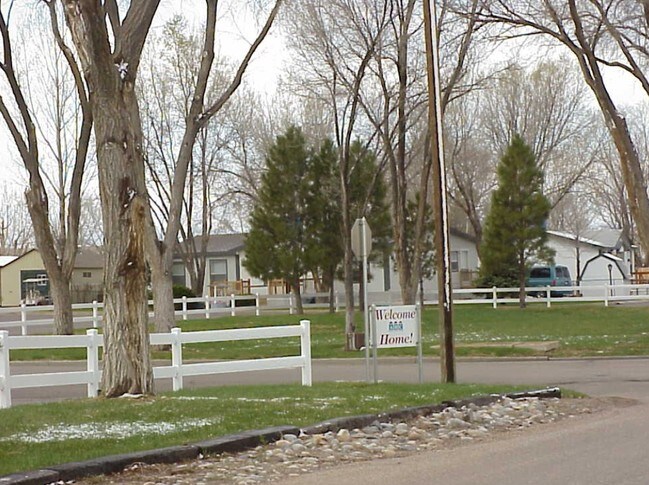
[479,134,554,307]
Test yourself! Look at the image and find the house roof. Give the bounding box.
[0,247,103,271]
[581,228,624,250]
[179,234,246,257]
[0,256,18,267]
[547,230,610,249]
[74,247,103,268]
[450,227,477,243]
[0,249,39,269]
[206,234,246,254]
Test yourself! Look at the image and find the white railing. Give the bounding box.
[0,293,333,335]
[3,283,649,335]
[0,320,311,409]
[442,283,649,308]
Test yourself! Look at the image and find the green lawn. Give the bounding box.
[9,303,649,361]
[0,382,535,475]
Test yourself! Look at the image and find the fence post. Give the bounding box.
[86,329,100,398]
[289,294,294,315]
[0,331,11,408]
[334,291,339,313]
[546,286,552,308]
[255,293,260,316]
[171,327,183,391]
[92,300,99,328]
[492,286,498,309]
[300,320,312,386]
[231,294,236,317]
[182,296,188,321]
[20,303,27,336]
[205,295,210,319]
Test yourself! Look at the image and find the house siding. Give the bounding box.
[0,250,46,307]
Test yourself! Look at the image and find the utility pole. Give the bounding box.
[423,0,455,383]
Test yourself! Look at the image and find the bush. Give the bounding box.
[172,285,204,310]
[173,285,196,298]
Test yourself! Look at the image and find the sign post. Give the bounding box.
[351,217,372,382]
[371,304,423,384]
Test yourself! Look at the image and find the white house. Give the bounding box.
[173,231,481,300]
[546,229,632,296]
[358,228,479,296]
[172,234,265,296]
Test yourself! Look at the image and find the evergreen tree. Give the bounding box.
[310,139,392,312]
[479,134,554,307]
[244,126,320,314]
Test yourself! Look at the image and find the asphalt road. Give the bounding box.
[8,356,649,403]
[281,398,648,485]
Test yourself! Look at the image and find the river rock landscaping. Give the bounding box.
[78,396,606,485]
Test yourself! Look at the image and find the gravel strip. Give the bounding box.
[76,396,608,485]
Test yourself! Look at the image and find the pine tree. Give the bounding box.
[479,134,554,307]
[244,126,319,314]
[309,139,392,312]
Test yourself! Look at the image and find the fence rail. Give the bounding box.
[2,283,649,335]
[0,320,311,409]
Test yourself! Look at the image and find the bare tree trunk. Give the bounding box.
[95,102,154,396]
[150,261,176,333]
[49,273,73,334]
[328,269,336,314]
[61,0,158,397]
[25,188,75,335]
[518,256,526,309]
[341,187,356,347]
[291,280,304,315]
[0,5,92,336]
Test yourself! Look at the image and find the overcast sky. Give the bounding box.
[0,2,645,193]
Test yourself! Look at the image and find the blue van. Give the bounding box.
[527,264,572,297]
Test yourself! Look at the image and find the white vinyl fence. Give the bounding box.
[0,294,333,335]
[443,283,649,308]
[0,320,311,409]
[2,283,649,335]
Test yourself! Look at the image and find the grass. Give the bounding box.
[9,303,649,361]
[0,381,538,475]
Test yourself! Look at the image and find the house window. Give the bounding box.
[82,272,92,278]
[209,259,228,284]
[450,251,469,272]
[172,262,187,287]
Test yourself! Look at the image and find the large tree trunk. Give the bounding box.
[342,211,356,349]
[49,275,74,334]
[95,93,153,396]
[150,260,176,333]
[61,0,158,397]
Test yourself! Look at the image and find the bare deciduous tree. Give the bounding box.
[140,1,283,334]
[285,0,389,343]
[478,0,649,262]
[0,3,91,335]
[0,185,33,255]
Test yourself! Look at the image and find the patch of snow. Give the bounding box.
[2,418,220,444]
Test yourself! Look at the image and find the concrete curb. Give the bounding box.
[0,388,561,484]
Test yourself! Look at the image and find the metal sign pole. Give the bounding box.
[372,305,378,384]
[362,218,370,383]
